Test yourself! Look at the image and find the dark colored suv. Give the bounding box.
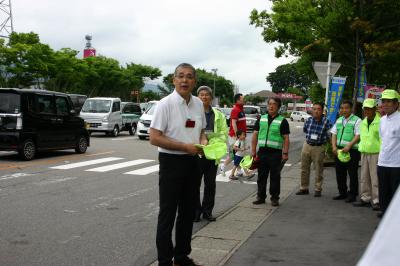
[0,88,90,160]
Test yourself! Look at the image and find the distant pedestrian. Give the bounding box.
[220,93,246,176]
[353,98,381,211]
[150,63,206,266]
[296,102,332,197]
[194,86,228,223]
[331,100,361,203]
[251,97,290,207]
[376,89,400,218]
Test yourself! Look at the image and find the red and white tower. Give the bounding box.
[83,35,96,58]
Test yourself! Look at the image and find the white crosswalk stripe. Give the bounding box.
[124,165,159,176]
[50,157,123,170]
[86,159,154,172]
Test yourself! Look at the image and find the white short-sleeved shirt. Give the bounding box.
[330,115,361,135]
[378,111,400,167]
[150,90,206,154]
[234,139,246,157]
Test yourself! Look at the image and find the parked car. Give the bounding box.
[243,105,261,132]
[80,97,123,137]
[218,107,232,126]
[290,111,311,122]
[68,94,87,114]
[0,88,90,160]
[121,102,141,135]
[137,101,158,140]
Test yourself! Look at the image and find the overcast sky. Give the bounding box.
[12,0,293,94]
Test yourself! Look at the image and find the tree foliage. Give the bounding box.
[163,69,235,104]
[0,32,162,101]
[250,0,400,95]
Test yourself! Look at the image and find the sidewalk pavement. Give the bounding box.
[150,163,379,266]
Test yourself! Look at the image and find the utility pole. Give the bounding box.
[0,0,14,38]
[211,68,218,105]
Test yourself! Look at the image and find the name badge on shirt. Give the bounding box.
[311,134,318,140]
[185,119,196,128]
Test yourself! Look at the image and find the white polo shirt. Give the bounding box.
[378,111,400,167]
[150,89,206,155]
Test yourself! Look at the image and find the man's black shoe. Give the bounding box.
[203,214,216,222]
[314,191,322,197]
[345,196,356,203]
[252,199,266,205]
[372,203,380,211]
[333,194,347,200]
[271,199,279,207]
[295,189,309,195]
[353,200,371,207]
[174,257,203,266]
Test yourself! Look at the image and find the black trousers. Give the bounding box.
[378,166,400,213]
[156,153,200,266]
[335,149,360,197]
[196,157,218,216]
[256,151,282,201]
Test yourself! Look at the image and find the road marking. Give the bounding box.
[86,159,154,172]
[216,170,256,184]
[34,177,78,186]
[285,163,292,167]
[50,157,123,170]
[0,173,34,181]
[124,165,159,175]
[85,151,115,157]
[111,137,136,141]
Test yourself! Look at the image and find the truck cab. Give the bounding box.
[79,97,123,137]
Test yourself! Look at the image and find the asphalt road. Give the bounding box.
[0,121,305,266]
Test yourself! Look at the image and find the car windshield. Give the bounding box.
[0,93,20,114]
[244,107,258,115]
[81,99,111,113]
[146,103,157,115]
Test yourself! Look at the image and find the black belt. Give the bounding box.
[306,141,324,146]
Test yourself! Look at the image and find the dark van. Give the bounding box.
[68,94,87,113]
[0,88,90,160]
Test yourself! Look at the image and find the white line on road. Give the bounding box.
[34,177,78,186]
[0,173,33,181]
[86,159,154,172]
[124,165,159,175]
[50,157,123,170]
[86,151,115,157]
[111,137,136,141]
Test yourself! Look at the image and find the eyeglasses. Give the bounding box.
[175,74,195,80]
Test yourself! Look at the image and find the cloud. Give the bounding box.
[12,0,293,94]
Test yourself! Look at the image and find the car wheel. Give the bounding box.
[18,139,36,161]
[75,135,88,154]
[138,136,146,140]
[111,125,119,137]
[301,118,305,122]
[129,123,137,136]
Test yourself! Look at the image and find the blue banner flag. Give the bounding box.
[327,76,346,124]
[357,50,367,102]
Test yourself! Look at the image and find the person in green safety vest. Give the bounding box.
[194,86,228,223]
[353,98,381,210]
[331,100,361,203]
[251,97,290,207]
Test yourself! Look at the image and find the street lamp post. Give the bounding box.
[211,68,218,105]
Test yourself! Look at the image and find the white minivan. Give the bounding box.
[137,101,158,140]
[80,97,123,137]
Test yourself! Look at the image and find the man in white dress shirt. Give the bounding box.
[150,63,207,266]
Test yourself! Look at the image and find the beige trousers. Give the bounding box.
[300,142,325,192]
[360,153,379,204]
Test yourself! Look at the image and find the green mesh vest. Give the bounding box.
[258,115,284,150]
[336,115,360,149]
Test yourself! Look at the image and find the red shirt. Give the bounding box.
[229,104,247,137]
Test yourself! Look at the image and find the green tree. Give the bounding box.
[250,0,400,97]
[244,95,264,105]
[267,63,312,93]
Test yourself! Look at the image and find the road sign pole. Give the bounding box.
[324,52,332,108]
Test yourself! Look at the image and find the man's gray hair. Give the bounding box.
[174,63,197,78]
[197,86,213,97]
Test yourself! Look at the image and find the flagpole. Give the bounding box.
[324,52,332,109]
